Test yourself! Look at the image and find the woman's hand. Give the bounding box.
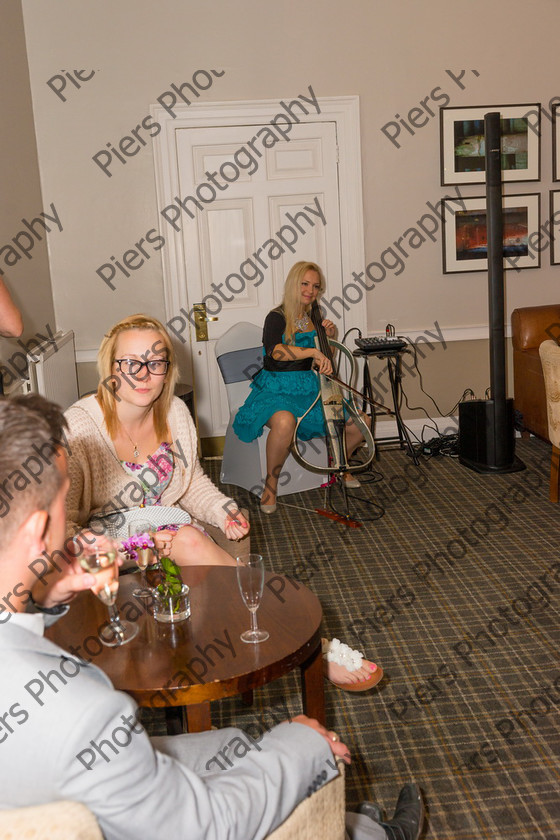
[224,510,250,540]
[322,319,336,338]
[312,349,333,376]
[152,528,176,556]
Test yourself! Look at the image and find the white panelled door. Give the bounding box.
[174,121,343,438]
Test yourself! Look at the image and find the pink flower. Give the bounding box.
[121,532,155,561]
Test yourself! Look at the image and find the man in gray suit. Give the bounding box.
[0,395,423,840]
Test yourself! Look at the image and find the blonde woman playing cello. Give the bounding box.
[234,261,370,512]
[233,261,382,692]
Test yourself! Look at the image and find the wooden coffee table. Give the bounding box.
[46,566,325,732]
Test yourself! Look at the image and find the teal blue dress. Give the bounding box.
[233,329,326,442]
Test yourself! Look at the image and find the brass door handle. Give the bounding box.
[193,303,218,341]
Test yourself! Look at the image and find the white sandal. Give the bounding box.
[322,638,384,692]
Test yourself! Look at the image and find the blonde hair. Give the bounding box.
[281,261,326,344]
[96,314,179,439]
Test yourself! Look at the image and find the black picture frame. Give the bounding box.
[440,104,541,186]
[551,191,560,264]
[442,193,541,273]
[553,104,560,182]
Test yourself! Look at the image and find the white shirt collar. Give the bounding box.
[6,611,46,636]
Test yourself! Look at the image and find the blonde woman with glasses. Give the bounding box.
[64,314,249,566]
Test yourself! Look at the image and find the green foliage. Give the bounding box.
[156,556,183,598]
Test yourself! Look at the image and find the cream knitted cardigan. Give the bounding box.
[64,395,235,537]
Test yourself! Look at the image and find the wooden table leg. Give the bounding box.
[185,702,212,732]
[300,642,325,725]
[164,705,186,735]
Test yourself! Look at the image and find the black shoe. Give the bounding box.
[380,783,424,840]
[356,801,383,824]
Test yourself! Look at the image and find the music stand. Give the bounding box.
[353,347,419,466]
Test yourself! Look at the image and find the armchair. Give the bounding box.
[538,339,560,502]
[268,763,346,839]
[0,765,345,840]
[0,800,102,839]
[511,304,560,441]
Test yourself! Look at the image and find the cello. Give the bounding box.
[291,300,376,485]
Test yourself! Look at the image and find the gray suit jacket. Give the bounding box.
[0,614,339,840]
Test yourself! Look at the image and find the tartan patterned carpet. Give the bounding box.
[141,439,559,838]
[204,438,560,840]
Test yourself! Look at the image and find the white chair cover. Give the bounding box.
[215,322,328,497]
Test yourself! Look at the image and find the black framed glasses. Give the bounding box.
[114,358,170,376]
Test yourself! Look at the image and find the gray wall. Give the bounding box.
[0,0,55,379]
[13,0,560,415]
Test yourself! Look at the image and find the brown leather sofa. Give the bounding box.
[511,304,560,441]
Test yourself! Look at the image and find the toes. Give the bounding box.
[344,670,361,684]
[324,647,381,685]
[356,661,378,681]
[327,662,360,685]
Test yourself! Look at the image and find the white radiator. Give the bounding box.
[24,330,79,410]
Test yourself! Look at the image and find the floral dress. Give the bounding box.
[121,442,175,506]
[120,442,207,558]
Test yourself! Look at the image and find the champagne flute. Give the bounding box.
[236,554,269,644]
[129,520,155,598]
[77,539,138,647]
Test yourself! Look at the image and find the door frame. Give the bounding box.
[151,95,366,388]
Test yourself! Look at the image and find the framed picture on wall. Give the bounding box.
[442,193,540,273]
[440,104,541,185]
[551,191,560,264]
[553,104,560,181]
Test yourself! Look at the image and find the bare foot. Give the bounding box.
[324,658,379,686]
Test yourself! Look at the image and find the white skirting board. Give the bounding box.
[375,414,525,445]
[374,415,458,444]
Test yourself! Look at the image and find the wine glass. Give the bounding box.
[129,520,156,598]
[77,540,138,647]
[236,554,269,644]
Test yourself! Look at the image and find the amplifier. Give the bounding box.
[458,398,517,472]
